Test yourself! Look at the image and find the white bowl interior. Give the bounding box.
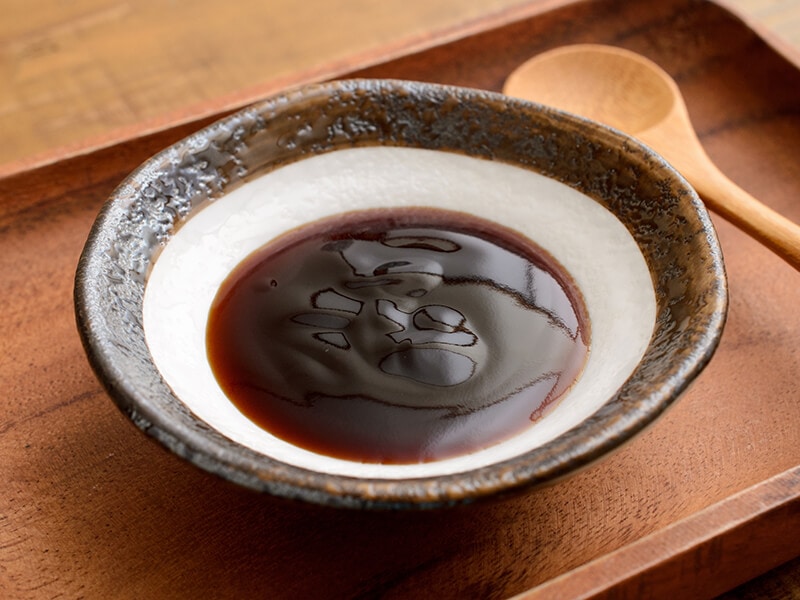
[143,146,656,479]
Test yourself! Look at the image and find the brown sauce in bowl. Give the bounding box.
[206,207,589,464]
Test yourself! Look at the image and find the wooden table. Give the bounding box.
[3,0,800,175]
[3,1,800,598]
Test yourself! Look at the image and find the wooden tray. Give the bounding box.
[2,0,799,597]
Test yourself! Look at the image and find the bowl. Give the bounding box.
[74,79,727,509]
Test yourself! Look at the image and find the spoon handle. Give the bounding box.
[669,147,800,272]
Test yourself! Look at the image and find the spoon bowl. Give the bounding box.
[505,45,674,134]
[504,44,800,271]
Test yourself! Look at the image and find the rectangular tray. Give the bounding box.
[2,0,799,597]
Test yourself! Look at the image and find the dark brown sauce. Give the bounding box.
[206,207,589,464]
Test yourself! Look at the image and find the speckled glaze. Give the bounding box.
[74,79,727,509]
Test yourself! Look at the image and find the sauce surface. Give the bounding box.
[206,207,589,463]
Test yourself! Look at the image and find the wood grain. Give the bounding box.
[0,0,527,171]
[2,0,800,598]
[1,0,800,173]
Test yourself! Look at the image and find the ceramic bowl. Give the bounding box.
[75,79,727,509]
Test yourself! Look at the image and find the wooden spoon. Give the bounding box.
[504,44,800,271]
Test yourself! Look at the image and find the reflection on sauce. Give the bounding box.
[206,208,589,464]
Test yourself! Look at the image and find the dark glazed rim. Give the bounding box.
[74,79,728,509]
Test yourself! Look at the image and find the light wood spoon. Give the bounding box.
[504,44,800,271]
